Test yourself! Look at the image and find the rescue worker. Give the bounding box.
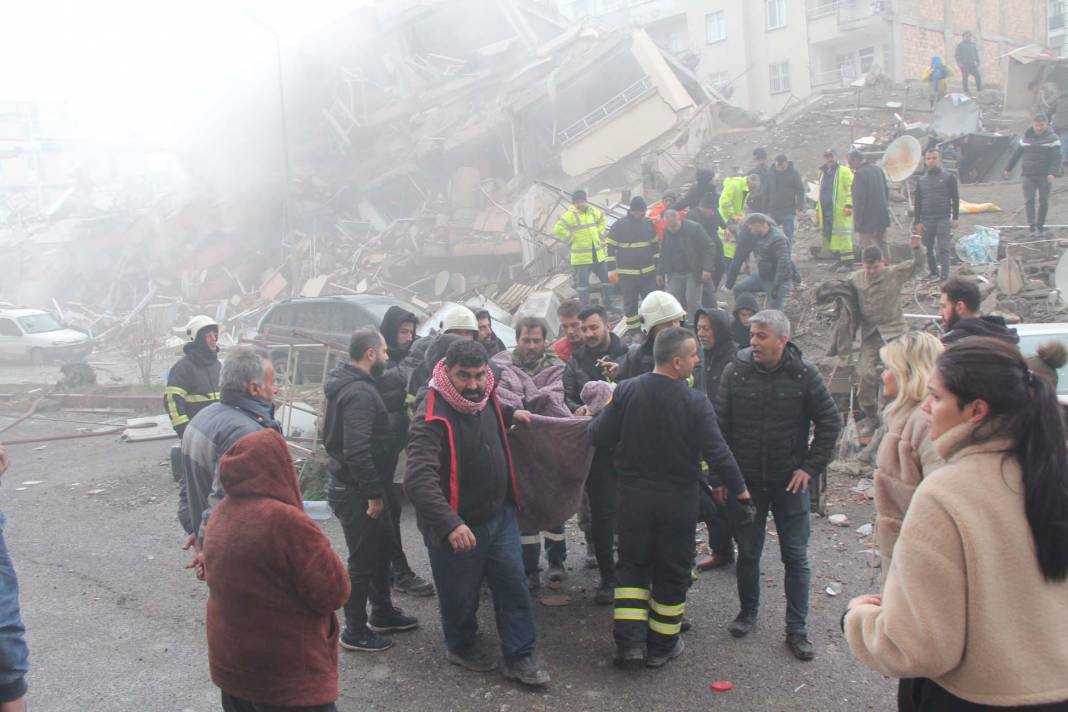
[606,196,659,336]
[403,307,479,399]
[608,291,685,382]
[550,299,583,364]
[165,315,221,438]
[476,310,507,357]
[913,147,960,280]
[657,210,719,322]
[562,306,629,603]
[724,213,793,311]
[850,238,925,436]
[817,149,854,268]
[675,168,716,211]
[647,190,679,241]
[1004,113,1060,236]
[718,174,760,268]
[377,306,435,598]
[589,326,751,668]
[553,190,610,305]
[693,308,738,570]
[729,292,758,348]
[847,149,891,263]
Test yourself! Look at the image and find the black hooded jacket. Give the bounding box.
[563,333,629,412]
[730,292,759,348]
[676,169,717,211]
[941,315,1021,345]
[716,343,841,484]
[165,338,221,438]
[378,305,419,455]
[693,308,735,402]
[322,364,392,498]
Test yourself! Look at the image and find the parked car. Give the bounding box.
[0,307,93,364]
[251,294,429,384]
[1014,322,1068,405]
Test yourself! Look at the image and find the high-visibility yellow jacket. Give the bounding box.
[553,204,608,266]
[717,176,749,259]
[817,164,854,254]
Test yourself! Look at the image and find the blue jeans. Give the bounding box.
[426,502,536,659]
[735,483,811,634]
[521,525,566,575]
[733,273,788,311]
[574,262,612,305]
[0,514,28,703]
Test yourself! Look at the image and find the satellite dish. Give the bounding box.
[882,135,923,182]
[449,272,467,294]
[433,270,451,297]
[1054,249,1068,298]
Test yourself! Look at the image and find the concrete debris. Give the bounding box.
[829,514,850,527]
[856,523,873,537]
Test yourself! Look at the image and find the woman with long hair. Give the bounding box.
[873,331,943,583]
[844,337,1068,710]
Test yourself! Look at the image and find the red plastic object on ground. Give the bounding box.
[710,681,733,692]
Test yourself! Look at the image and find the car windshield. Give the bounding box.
[1017,333,1068,396]
[17,313,63,334]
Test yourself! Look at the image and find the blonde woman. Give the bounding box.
[873,331,943,582]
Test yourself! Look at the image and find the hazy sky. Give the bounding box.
[0,0,369,144]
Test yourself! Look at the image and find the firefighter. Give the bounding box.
[589,327,752,669]
[165,315,222,438]
[553,190,610,305]
[606,196,659,336]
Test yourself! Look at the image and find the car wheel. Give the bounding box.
[29,348,46,366]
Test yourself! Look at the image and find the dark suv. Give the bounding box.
[253,294,428,384]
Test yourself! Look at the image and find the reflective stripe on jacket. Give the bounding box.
[553,205,608,266]
[717,177,749,258]
[818,164,854,253]
[605,215,658,275]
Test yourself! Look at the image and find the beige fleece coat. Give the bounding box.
[873,404,941,584]
[846,422,1068,706]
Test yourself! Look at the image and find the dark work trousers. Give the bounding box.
[521,525,566,575]
[585,449,618,584]
[619,273,656,333]
[221,692,337,712]
[697,485,734,561]
[959,63,982,94]
[574,260,612,306]
[613,479,698,656]
[898,678,1068,712]
[328,483,393,634]
[1023,175,1052,230]
[735,482,811,635]
[772,213,803,281]
[381,449,412,579]
[426,502,536,659]
[920,217,952,279]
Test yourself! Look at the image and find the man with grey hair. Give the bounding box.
[657,209,719,321]
[178,344,281,579]
[716,310,840,662]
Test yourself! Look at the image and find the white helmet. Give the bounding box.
[441,307,478,334]
[639,291,685,333]
[184,315,219,341]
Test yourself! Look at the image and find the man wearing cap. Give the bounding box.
[817,149,854,267]
[165,315,222,439]
[847,149,891,263]
[553,190,610,305]
[606,196,660,335]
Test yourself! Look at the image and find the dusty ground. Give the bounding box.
[0,416,894,712]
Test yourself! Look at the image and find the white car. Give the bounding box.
[1014,323,1068,405]
[0,308,93,364]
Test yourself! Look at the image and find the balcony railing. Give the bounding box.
[806,0,884,25]
[807,0,840,19]
[557,76,656,144]
[811,65,856,87]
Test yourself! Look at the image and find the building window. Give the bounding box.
[769,60,791,94]
[705,11,727,43]
[709,70,731,89]
[859,46,875,73]
[766,0,787,30]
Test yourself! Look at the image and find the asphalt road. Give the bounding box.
[1,417,895,711]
